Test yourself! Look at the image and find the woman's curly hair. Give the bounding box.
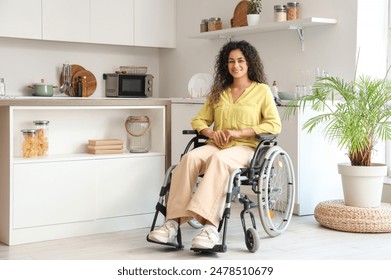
[208,40,267,104]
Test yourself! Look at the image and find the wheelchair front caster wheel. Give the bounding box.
[245,227,260,253]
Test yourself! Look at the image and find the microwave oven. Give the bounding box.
[103,73,153,98]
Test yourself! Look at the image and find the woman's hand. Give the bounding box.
[202,128,255,148]
[210,129,240,147]
[211,130,230,147]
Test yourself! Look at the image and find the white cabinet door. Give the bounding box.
[171,103,203,164]
[277,106,345,215]
[91,0,134,45]
[96,156,164,219]
[13,160,96,229]
[42,0,90,43]
[134,0,176,48]
[0,0,41,39]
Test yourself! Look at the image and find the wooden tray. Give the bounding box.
[231,0,248,27]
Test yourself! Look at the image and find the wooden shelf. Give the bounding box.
[191,17,337,51]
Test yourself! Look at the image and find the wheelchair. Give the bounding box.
[147,130,295,253]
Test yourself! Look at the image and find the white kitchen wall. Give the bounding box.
[0,37,160,97]
[0,0,388,99]
[160,0,388,98]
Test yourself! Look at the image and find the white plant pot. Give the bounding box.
[247,14,261,26]
[338,163,387,208]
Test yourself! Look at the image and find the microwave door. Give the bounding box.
[120,76,146,97]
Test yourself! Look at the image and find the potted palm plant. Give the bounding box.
[247,0,262,26]
[285,70,391,208]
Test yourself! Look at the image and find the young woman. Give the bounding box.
[148,40,281,250]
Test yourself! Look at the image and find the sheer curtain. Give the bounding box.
[387,1,391,178]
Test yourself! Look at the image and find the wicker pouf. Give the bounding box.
[314,199,391,233]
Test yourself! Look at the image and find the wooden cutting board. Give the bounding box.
[71,69,97,97]
[59,64,85,85]
[231,0,248,27]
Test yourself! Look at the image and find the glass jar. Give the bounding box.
[125,116,151,153]
[274,5,287,22]
[33,120,49,156]
[200,19,208,32]
[207,17,222,31]
[21,129,38,158]
[287,2,300,20]
[0,78,5,96]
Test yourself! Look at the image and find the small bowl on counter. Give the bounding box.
[278,91,297,100]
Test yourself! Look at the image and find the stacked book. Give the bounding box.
[87,139,124,154]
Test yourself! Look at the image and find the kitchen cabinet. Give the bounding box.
[171,99,204,164]
[134,0,176,48]
[96,156,164,219]
[0,98,171,245]
[0,0,42,40]
[42,0,90,43]
[13,161,96,229]
[277,105,346,215]
[0,0,176,48]
[90,0,134,46]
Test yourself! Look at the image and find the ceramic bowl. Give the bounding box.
[278,92,296,100]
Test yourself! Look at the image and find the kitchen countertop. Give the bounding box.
[0,96,172,107]
[170,97,206,104]
[0,96,294,107]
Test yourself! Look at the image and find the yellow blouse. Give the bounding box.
[191,82,281,148]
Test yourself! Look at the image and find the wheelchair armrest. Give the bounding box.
[183,130,277,141]
[182,130,198,135]
[255,133,278,142]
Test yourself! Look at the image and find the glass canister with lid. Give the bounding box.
[274,5,287,22]
[33,120,50,156]
[125,116,151,153]
[200,19,208,32]
[207,17,222,31]
[287,2,300,20]
[21,129,39,158]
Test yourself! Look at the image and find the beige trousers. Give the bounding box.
[166,144,254,227]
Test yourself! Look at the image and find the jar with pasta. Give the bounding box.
[21,129,38,158]
[287,2,300,20]
[33,120,50,156]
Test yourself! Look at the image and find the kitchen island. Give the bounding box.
[0,97,171,245]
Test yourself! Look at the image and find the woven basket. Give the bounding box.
[314,199,391,233]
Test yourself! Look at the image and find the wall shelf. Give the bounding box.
[191,17,338,51]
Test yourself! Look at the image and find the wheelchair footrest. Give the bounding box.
[190,244,227,253]
[146,236,184,250]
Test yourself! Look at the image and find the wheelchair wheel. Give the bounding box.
[257,146,295,237]
[245,227,260,253]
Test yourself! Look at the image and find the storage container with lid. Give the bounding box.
[125,116,151,153]
[207,17,222,31]
[287,2,300,20]
[33,120,50,156]
[274,5,287,22]
[200,19,208,32]
[21,129,38,158]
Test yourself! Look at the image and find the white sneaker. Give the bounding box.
[191,225,219,249]
[148,220,179,244]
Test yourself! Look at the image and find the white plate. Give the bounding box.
[188,73,213,98]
